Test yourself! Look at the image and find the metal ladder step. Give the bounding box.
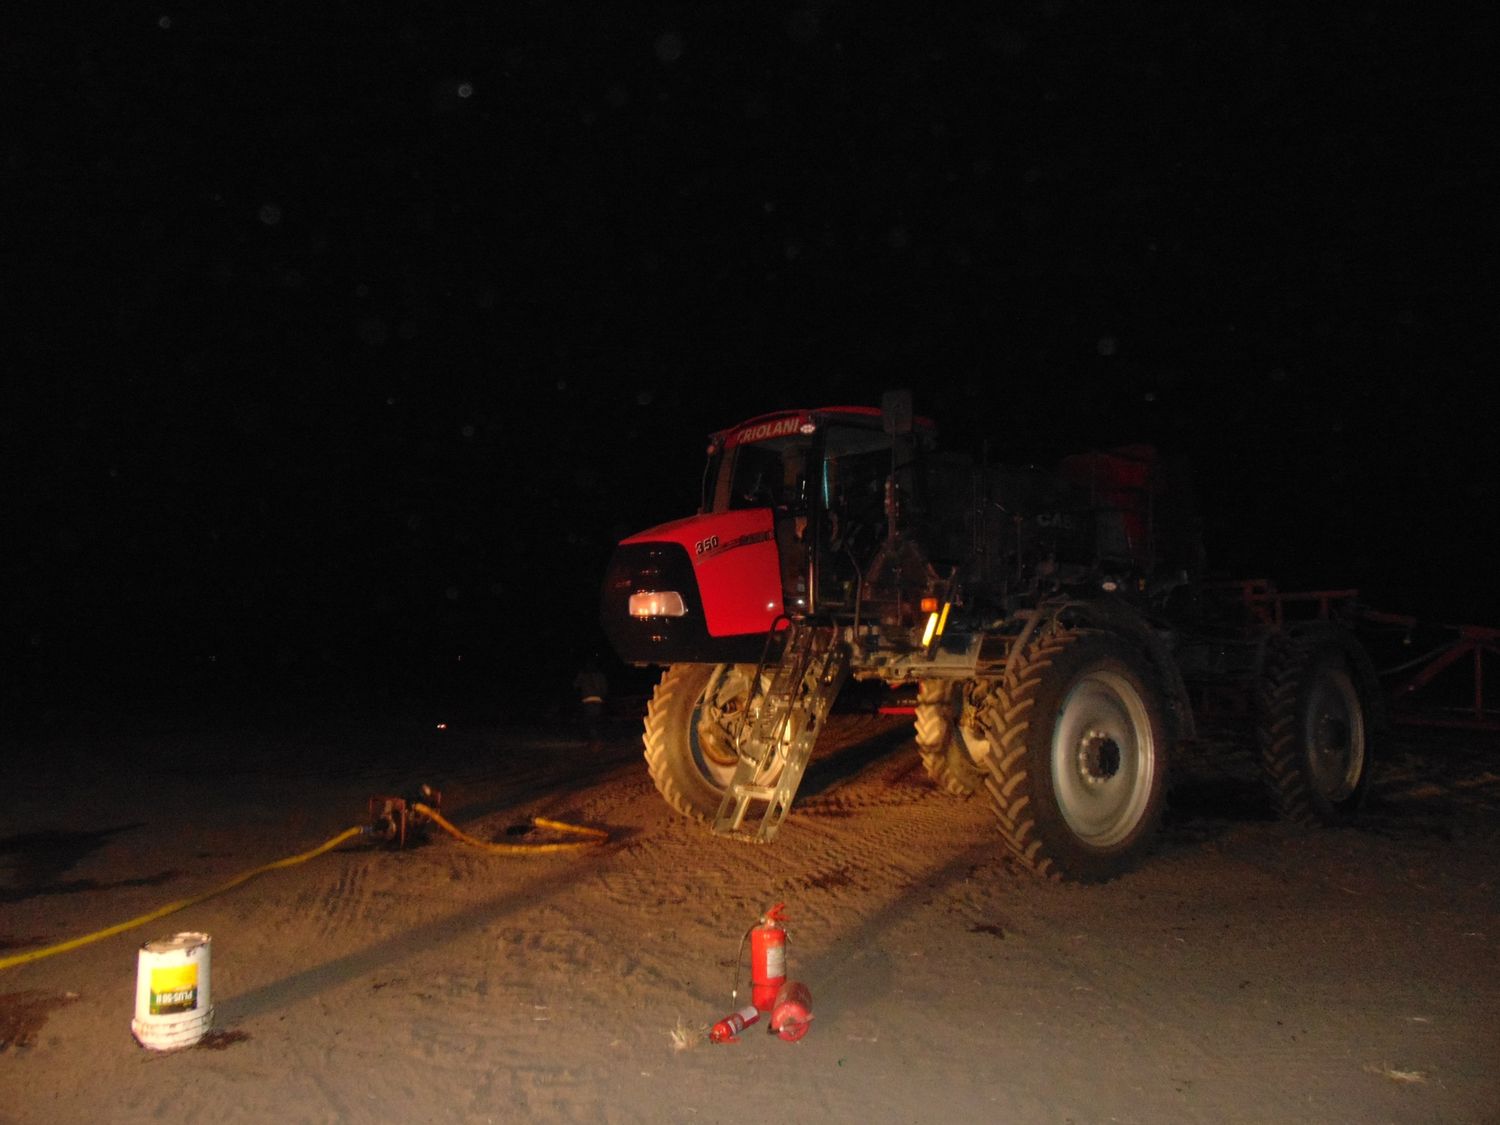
[711,623,848,843]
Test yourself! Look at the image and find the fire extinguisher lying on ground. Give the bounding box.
[710,903,814,1044]
[768,980,813,1043]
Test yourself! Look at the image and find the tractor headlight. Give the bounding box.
[628,591,688,618]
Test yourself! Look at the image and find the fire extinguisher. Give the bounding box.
[709,1004,761,1044]
[768,980,814,1042]
[736,903,789,1013]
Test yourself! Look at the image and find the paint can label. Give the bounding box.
[149,962,199,1015]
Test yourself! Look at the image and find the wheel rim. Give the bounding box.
[689,665,780,788]
[1302,663,1365,802]
[958,682,991,762]
[1051,669,1156,847]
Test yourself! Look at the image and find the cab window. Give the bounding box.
[725,436,810,512]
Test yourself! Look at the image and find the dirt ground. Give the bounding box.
[2,700,1497,1124]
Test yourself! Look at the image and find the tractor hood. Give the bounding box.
[601,508,786,666]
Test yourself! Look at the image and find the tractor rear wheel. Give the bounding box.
[1255,632,1376,825]
[643,663,774,821]
[974,628,1169,882]
[913,679,986,797]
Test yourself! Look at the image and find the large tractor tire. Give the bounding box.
[974,628,1169,882]
[913,679,987,797]
[1254,630,1378,826]
[643,663,773,821]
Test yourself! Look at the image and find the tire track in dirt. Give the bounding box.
[572,715,946,909]
[312,857,370,938]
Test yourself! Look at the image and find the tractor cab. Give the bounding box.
[702,405,934,617]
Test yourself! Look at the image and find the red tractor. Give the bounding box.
[600,393,1383,881]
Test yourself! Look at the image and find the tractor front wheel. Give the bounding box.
[643,663,772,821]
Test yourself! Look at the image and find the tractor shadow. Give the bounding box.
[1356,726,1500,843]
[1156,726,1500,854]
[0,823,184,905]
[798,717,918,801]
[1158,773,1278,851]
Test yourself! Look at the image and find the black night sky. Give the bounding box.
[9,5,1498,726]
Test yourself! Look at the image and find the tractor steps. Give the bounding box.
[712,621,849,843]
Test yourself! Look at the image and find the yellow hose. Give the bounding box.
[413,804,608,854]
[0,826,366,972]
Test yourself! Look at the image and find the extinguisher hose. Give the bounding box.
[730,922,756,1007]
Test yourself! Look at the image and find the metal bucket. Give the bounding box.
[131,932,213,1050]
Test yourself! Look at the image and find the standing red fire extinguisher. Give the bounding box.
[740,903,788,1013]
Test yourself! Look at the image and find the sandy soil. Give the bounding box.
[2,700,1498,1124]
